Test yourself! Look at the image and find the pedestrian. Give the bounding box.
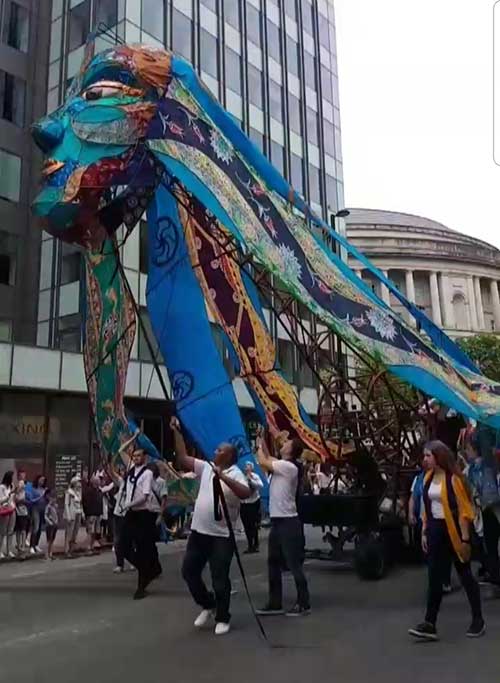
[409,440,485,641]
[121,448,162,600]
[419,398,465,453]
[255,432,311,617]
[63,475,82,556]
[170,417,251,635]
[465,424,500,593]
[44,489,58,560]
[0,471,16,559]
[149,463,168,543]
[109,465,134,573]
[14,478,29,557]
[82,475,103,553]
[29,475,47,554]
[240,462,263,554]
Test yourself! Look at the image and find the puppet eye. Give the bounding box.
[82,83,124,101]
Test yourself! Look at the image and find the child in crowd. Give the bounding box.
[44,490,59,560]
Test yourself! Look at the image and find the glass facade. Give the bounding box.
[40,0,344,402]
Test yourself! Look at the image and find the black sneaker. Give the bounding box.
[255,605,284,616]
[133,588,148,601]
[466,619,486,638]
[286,604,311,617]
[408,622,438,641]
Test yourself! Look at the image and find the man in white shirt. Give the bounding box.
[256,433,311,617]
[170,417,251,636]
[121,448,162,600]
[240,462,264,554]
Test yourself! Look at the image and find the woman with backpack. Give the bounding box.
[409,440,484,641]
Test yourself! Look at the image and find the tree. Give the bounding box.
[457,334,500,381]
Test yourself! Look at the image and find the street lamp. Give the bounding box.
[328,208,350,252]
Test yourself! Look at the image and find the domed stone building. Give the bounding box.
[345,209,500,337]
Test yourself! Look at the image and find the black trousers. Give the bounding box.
[240,500,261,550]
[268,517,310,609]
[482,506,500,585]
[425,520,482,625]
[181,530,234,623]
[113,515,126,569]
[121,510,161,590]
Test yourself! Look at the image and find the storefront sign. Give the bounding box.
[54,454,83,499]
[0,416,60,445]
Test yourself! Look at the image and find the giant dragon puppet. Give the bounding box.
[32,41,500,471]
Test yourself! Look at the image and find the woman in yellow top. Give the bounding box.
[408,440,485,641]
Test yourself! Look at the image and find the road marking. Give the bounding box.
[0,619,113,650]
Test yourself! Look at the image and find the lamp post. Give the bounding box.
[329,208,350,254]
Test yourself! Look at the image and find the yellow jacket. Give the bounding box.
[422,470,474,563]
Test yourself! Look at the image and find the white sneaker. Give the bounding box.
[194,609,214,629]
[113,566,124,574]
[8,552,16,559]
[0,553,5,560]
[30,547,36,555]
[214,622,231,636]
[35,546,43,553]
[126,563,136,572]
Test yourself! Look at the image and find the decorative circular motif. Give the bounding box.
[152,215,179,266]
[171,370,194,402]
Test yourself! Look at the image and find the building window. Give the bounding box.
[0,149,21,202]
[269,80,283,120]
[4,2,29,52]
[288,94,302,134]
[249,127,263,152]
[304,52,317,89]
[172,9,192,62]
[223,0,239,29]
[94,0,118,29]
[201,0,217,11]
[0,230,17,286]
[319,16,330,49]
[302,0,314,35]
[271,141,284,175]
[298,350,314,388]
[278,338,295,384]
[286,36,300,77]
[248,64,263,109]
[323,120,335,157]
[266,19,281,63]
[141,0,164,42]
[69,0,91,51]
[0,71,25,127]
[139,220,148,274]
[285,0,297,21]
[58,314,82,353]
[200,29,218,79]
[308,165,321,205]
[225,47,241,95]
[290,154,304,195]
[247,4,261,46]
[306,107,318,147]
[210,323,235,378]
[139,307,162,363]
[60,244,82,285]
[321,66,333,103]
[0,320,12,342]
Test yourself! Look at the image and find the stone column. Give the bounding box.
[440,274,455,329]
[429,272,442,326]
[381,270,391,306]
[473,276,485,330]
[466,276,479,330]
[490,279,500,330]
[405,269,415,302]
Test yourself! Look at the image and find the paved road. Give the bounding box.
[1,530,499,683]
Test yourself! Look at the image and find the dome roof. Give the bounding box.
[345,208,500,268]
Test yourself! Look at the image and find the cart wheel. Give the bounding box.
[354,535,387,580]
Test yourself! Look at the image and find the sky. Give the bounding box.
[334,0,500,247]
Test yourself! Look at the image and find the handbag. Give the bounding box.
[0,504,14,516]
